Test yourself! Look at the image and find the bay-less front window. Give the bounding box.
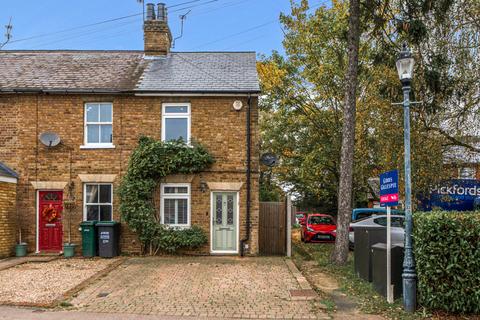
[162,103,190,142]
[459,167,476,179]
[85,103,113,146]
[160,184,190,227]
[84,183,113,221]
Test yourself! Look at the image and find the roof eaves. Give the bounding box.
[0,162,18,178]
[0,88,135,94]
[134,89,261,96]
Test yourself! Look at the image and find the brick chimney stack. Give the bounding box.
[144,3,172,56]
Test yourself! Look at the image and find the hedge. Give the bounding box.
[413,211,480,314]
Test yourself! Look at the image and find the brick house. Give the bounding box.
[0,162,18,257]
[0,3,260,256]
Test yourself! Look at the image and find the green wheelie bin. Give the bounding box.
[80,221,98,257]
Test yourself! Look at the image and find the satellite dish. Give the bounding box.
[39,132,61,147]
[260,153,278,167]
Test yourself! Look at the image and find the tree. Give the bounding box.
[258,0,479,234]
[332,0,361,265]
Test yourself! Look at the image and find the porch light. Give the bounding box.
[396,43,414,84]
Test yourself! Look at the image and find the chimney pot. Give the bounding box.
[157,3,167,22]
[146,3,156,21]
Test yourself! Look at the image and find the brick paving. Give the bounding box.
[70,256,328,319]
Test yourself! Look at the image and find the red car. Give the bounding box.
[301,214,336,243]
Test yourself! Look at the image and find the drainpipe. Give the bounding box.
[241,95,252,257]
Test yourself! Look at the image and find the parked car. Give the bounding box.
[301,214,337,243]
[296,211,308,225]
[349,215,405,248]
[351,208,404,222]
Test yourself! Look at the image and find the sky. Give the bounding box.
[0,0,294,55]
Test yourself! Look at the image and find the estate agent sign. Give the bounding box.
[420,179,480,211]
[380,170,399,207]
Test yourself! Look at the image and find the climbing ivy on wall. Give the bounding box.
[119,136,214,254]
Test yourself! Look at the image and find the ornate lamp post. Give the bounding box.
[396,43,416,312]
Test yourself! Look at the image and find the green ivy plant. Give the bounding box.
[119,136,214,254]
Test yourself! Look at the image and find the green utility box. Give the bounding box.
[80,221,98,257]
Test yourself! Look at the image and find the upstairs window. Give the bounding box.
[459,167,476,180]
[160,184,190,227]
[84,103,113,146]
[162,103,190,142]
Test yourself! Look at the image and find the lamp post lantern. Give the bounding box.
[396,43,416,312]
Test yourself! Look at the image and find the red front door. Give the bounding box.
[38,190,63,252]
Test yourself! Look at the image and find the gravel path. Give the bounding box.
[0,258,119,305]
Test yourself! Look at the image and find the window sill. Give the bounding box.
[163,224,191,230]
[80,144,116,149]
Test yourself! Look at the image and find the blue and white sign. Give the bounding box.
[380,170,399,207]
[420,179,480,211]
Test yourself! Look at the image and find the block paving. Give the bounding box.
[70,256,328,319]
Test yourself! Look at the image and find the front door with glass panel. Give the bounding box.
[212,192,237,253]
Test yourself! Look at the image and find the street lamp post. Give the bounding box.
[396,43,417,313]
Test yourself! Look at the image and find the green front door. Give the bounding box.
[212,192,237,253]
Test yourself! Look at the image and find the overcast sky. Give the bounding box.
[0,0,296,55]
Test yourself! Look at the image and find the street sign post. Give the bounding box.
[380,170,399,304]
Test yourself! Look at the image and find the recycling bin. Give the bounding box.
[354,226,386,282]
[371,242,404,300]
[80,221,98,257]
[97,221,120,258]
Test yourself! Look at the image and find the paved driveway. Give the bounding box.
[69,256,327,319]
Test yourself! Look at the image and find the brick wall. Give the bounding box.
[0,94,259,255]
[0,182,17,257]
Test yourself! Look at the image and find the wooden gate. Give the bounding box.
[259,201,286,255]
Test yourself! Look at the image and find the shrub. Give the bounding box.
[413,211,480,314]
[119,136,214,254]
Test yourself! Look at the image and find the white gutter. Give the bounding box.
[0,176,17,184]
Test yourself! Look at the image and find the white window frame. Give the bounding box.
[82,102,115,149]
[161,103,191,143]
[160,183,191,228]
[83,183,113,221]
[458,167,476,180]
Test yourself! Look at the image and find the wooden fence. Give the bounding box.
[258,201,285,255]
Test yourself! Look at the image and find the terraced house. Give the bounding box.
[0,3,260,257]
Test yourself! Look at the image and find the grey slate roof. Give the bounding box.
[0,162,18,179]
[136,52,260,93]
[0,51,146,92]
[0,50,260,94]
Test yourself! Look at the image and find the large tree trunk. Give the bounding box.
[332,0,361,265]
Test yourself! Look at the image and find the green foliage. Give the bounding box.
[259,0,479,211]
[259,169,283,202]
[413,211,480,313]
[119,136,214,254]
